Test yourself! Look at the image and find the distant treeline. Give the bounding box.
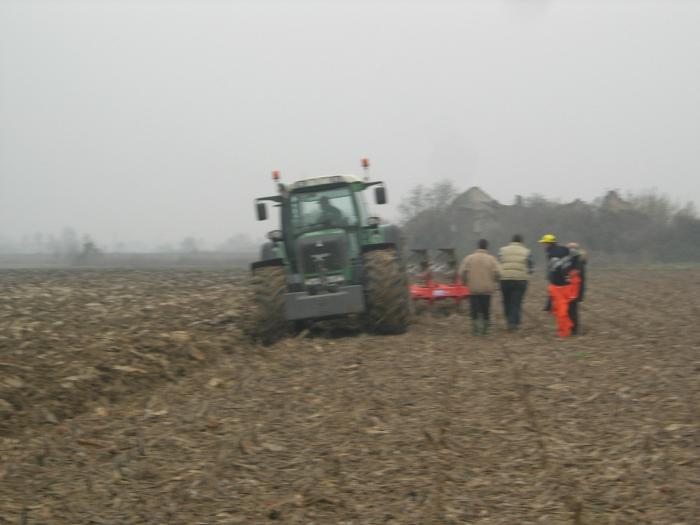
[0,228,258,264]
[399,182,700,264]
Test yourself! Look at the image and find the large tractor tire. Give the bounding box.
[246,265,290,345]
[363,248,410,334]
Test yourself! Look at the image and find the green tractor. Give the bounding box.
[249,165,410,344]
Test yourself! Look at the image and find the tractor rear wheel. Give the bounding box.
[247,265,289,345]
[363,248,410,334]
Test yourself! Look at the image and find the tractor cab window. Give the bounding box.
[355,191,369,225]
[290,187,359,232]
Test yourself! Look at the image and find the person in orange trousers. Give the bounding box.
[538,234,579,337]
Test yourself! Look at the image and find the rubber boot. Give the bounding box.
[471,319,481,336]
[482,319,491,336]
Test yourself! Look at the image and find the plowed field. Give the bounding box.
[1,268,699,524]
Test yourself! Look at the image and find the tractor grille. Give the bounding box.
[298,234,347,275]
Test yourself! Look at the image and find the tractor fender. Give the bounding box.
[361,242,397,253]
[361,224,403,258]
[251,258,285,273]
[382,224,402,248]
[260,241,276,260]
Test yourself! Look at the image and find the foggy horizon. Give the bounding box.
[2,0,700,250]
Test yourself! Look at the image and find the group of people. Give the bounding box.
[458,234,587,337]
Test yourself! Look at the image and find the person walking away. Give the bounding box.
[498,234,534,331]
[538,234,579,337]
[459,239,501,336]
[566,242,587,335]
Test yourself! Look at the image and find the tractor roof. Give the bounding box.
[256,174,380,204]
[289,174,364,191]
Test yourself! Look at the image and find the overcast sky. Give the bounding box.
[1,0,699,248]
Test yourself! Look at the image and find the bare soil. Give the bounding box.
[1,268,699,524]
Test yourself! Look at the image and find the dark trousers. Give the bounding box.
[568,300,580,335]
[469,295,491,321]
[500,280,528,328]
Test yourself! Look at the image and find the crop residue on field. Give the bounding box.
[1,268,699,523]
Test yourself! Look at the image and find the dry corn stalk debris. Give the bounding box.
[0,268,699,524]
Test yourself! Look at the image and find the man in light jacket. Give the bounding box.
[459,239,501,336]
[498,234,534,332]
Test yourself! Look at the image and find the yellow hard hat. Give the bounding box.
[538,233,557,244]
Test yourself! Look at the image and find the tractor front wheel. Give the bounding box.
[363,249,410,334]
[247,265,289,345]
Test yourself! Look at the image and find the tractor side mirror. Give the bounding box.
[374,186,387,205]
[267,230,283,243]
[256,202,267,221]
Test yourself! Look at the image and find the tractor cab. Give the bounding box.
[255,175,389,287]
[256,175,386,229]
[288,177,370,233]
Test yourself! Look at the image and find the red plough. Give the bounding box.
[410,280,470,304]
[409,249,469,306]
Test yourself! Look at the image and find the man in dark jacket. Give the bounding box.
[538,234,579,337]
[566,242,587,335]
